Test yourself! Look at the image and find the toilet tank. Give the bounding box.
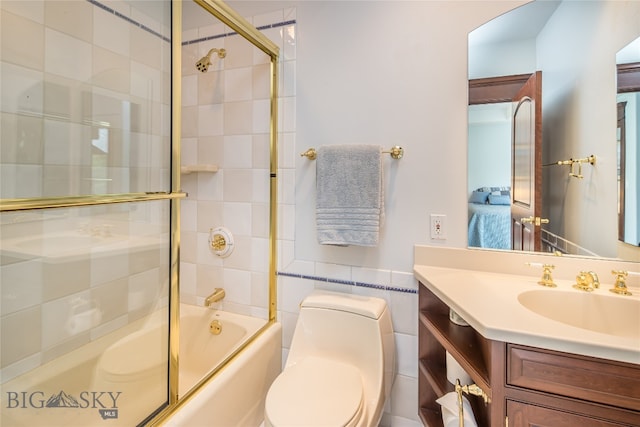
[287,292,395,403]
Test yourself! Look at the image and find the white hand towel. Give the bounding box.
[316,144,384,246]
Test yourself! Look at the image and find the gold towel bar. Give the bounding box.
[543,155,596,179]
[300,145,404,160]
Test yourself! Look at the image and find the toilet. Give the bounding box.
[264,291,395,427]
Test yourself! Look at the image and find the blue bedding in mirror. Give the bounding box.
[468,203,510,249]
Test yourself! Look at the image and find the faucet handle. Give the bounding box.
[610,270,632,296]
[526,262,556,287]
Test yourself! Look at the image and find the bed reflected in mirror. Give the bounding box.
[467,103,512,250]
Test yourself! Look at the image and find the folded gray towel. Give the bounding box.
[316,144,383,246]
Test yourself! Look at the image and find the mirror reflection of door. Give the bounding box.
[468,72,542,252]
[511,72,543,251]
[617,101,627,242]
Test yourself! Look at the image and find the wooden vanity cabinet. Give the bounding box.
[418,283,640,427]
[418,284,506,426]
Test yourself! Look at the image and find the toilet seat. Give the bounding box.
[265,357,364,427]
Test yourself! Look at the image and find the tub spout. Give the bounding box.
[205,288,226,306]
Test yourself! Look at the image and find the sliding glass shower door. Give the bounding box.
[0,1,175,425]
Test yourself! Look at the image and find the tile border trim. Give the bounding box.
[183,19,296,46]
[87,0,171,42]
[277,271,417,294]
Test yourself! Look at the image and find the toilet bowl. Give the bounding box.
[264,291,395,427]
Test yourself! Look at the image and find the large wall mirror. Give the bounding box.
[616,39,640,249]
[467,0,640,262]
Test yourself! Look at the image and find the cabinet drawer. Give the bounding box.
[507,344,640,411]
[507,400,628,427]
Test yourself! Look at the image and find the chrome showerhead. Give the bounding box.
[196,48,226,72]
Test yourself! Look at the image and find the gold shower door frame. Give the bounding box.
[154,0,280,422]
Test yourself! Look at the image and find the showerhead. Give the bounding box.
[195,48,226,72]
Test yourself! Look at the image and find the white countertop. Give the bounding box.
[414,264,640,365]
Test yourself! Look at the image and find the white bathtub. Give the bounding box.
[166,306,282,427]
[1,305,281,427]
[177,304,275,396]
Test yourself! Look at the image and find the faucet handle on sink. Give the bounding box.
[610,270,632,296]
[526,262,557,287]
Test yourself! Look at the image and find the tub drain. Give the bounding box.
[209,319,222,335]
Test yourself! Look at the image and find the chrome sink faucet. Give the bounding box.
[204,288,226,306]
[573,271,600,292]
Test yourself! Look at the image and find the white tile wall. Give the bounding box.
[178,9,280,320]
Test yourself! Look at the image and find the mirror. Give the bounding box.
[616,38,640,248]
[468,0,640,262]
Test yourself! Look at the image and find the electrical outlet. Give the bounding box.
[430,214,447,240]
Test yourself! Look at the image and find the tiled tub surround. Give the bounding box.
[178,8,296,319]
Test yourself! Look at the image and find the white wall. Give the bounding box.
[290,1,526,273]
[468,104,512,194]
[469,38,537,79]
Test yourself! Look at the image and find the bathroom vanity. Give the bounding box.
[414,246,640,427]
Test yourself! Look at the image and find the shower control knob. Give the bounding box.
[209,227,234,258]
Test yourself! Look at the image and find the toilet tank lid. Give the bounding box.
[301,291,387,319]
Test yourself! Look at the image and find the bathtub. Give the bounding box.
[177,303,277,397]
[166,306,282,427]
[1,305,281,427]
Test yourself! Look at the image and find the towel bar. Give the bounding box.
[300,145,404,160]
[543,154,596,179]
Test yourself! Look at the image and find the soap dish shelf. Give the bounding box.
[181,164,218,174]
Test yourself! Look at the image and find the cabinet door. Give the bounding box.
[507,400,627,427]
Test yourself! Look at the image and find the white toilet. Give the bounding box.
[264,291,395,427]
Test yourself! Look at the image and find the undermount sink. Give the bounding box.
[518,289,640,339]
